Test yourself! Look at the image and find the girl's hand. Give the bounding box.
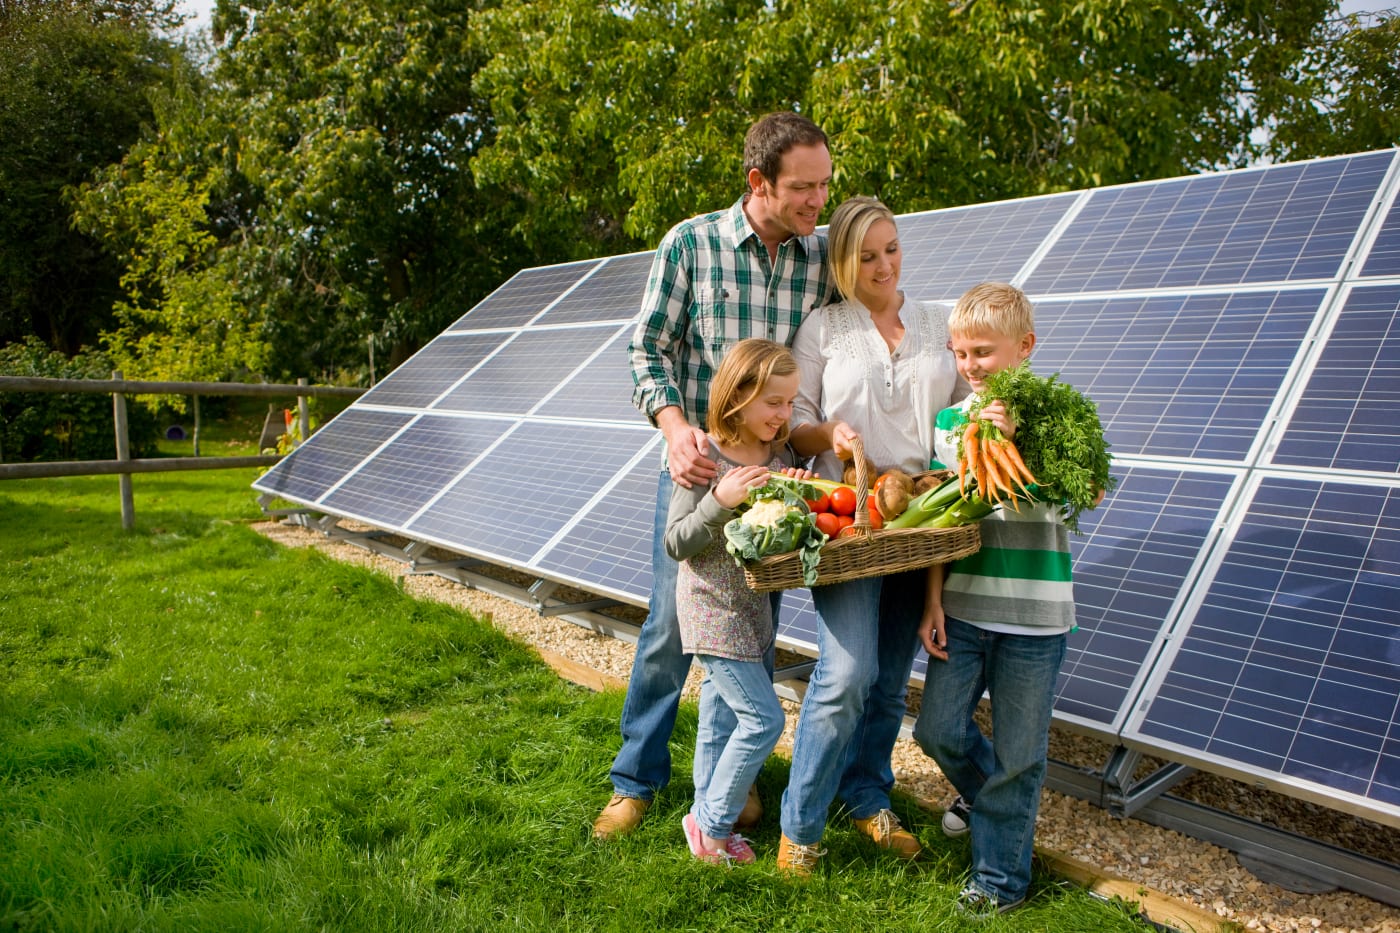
[778,466,815,481]
[830,422,861,461]
[979,400,1016,440]
[918,606,949,662]
[712,464,769,510]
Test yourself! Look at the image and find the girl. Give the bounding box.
[663,337,812,863]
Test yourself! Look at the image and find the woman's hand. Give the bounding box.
[829,422,861,461]
[712,463,769,510]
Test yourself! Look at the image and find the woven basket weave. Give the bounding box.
[742,438,982,593]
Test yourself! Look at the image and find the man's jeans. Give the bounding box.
[609,471,776,801]
[690,654,785,840]
[912,616,1066,904]
[779,568,925,845]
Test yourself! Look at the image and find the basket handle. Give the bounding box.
[848,435,874,538]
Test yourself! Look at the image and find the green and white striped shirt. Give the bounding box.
[629,197,834,431]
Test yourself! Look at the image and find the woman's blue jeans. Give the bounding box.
[690,655,785,839]
[779,568,926,845]
[609,471,776,801]
[913,615,1066,904]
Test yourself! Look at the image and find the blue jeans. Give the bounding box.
[690,655,785,839]
[913,616,1066,904]
[609,471,777,801]
[780,568,926,845]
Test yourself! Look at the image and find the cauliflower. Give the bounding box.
[739,497,797,528]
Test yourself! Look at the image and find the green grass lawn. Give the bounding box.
[0,467,1164,932]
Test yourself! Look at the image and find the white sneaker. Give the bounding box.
[941,795,971,837]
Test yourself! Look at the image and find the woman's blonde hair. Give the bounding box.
[950,282,1035,340]
[707,338,798,446]
[827,195,898,301]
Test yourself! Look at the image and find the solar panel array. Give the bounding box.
[255,148,1400,829]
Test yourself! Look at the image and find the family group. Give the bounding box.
[594,111,1089,919]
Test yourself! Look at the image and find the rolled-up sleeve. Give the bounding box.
[791,309,827,431]
[629,233,691,425]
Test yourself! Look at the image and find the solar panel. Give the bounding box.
[255,148,1400,831]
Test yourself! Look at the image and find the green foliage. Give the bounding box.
[0,0,193,354]
[0,337,160,462]
[0,468,1155,932]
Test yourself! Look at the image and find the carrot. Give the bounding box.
[979,440,1008,507]
[987,439,1034,500]
[959,421,979,496]
[999,438,1039,486]
[963,421,981,497]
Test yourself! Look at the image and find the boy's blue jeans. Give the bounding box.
[913,616,1066,904]
[690,654,785,840]
[608,471,776,801]
[780,568,926,845]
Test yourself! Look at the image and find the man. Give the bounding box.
[594,111,835,839]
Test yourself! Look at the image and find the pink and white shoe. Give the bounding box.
[724,833,756,864]
[682,813,731,864]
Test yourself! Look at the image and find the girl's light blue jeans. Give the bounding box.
[779,568,926,845]
[691,654,785,839]
[913,615,1066,904]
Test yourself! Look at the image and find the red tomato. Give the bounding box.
[835,514,855,530]
[867,506,884,530]
[829,486,858,516]
[813,512,842,538]
[804,492,830,514]
[837,524,861,538]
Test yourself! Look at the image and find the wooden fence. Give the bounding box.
[0,374,366,528]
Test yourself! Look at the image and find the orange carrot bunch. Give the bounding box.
[959,420,1038,510]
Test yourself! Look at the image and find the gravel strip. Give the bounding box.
[253,520,1400,933]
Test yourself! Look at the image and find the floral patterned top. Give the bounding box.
[663,443,795,661]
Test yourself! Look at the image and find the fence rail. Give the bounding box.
[1,374,367,528]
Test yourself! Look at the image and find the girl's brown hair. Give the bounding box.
[707,338,799,446]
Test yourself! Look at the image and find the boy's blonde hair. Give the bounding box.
[707,338,798,446]
[827,195,897,301]
[950,282,1035,339]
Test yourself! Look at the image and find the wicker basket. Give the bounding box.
[742,438,982,593]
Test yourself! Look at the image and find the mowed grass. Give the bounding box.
[0,467,1159,932]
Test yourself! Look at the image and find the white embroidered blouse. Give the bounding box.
[791,295,970,480]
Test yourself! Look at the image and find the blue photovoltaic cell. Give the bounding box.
[1273,285,1400,474]
[776,589,819,655]
[1024,151,1393,295]
[534,451,660,602]
[433,326,618,415]
[445,261,600,332]
[536,253,654,326]
[253,409,412,504]
[407,421,652,566]
[534,327,646,424]
[1131,478,1400,808]
[1033,290,1324,461]
[320,415,511,528]
[897,194,1077,301]
[1362,196,1400,278]
[1053,466,1237,731]
[356,332,510,409]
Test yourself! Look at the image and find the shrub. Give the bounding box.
[0,338,160,462]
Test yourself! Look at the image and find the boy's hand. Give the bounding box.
[979,400,1016,441]
[919,606,949,661]
[712,463,769,510]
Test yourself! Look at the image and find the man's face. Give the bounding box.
[750,143,832,238]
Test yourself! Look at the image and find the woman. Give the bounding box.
[777,195,971,874]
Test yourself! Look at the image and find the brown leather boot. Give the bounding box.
[776,833,826,877]
[735,784,763,830]
[592,794,650,840]
[853,808,922,859]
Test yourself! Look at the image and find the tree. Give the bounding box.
[1264,9,1400,161]
[0,0,189,353]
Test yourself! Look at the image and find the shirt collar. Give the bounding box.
[728,195,819,258]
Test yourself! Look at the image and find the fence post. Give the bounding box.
[112,370,134,529]
[297,378,310,446]
[193,394,202,457]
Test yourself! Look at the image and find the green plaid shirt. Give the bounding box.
[629,196,834,432]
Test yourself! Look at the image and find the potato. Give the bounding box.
[841,456,878,486]
[876,481,911,520]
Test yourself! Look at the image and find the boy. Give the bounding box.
[913,282,1102,917]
